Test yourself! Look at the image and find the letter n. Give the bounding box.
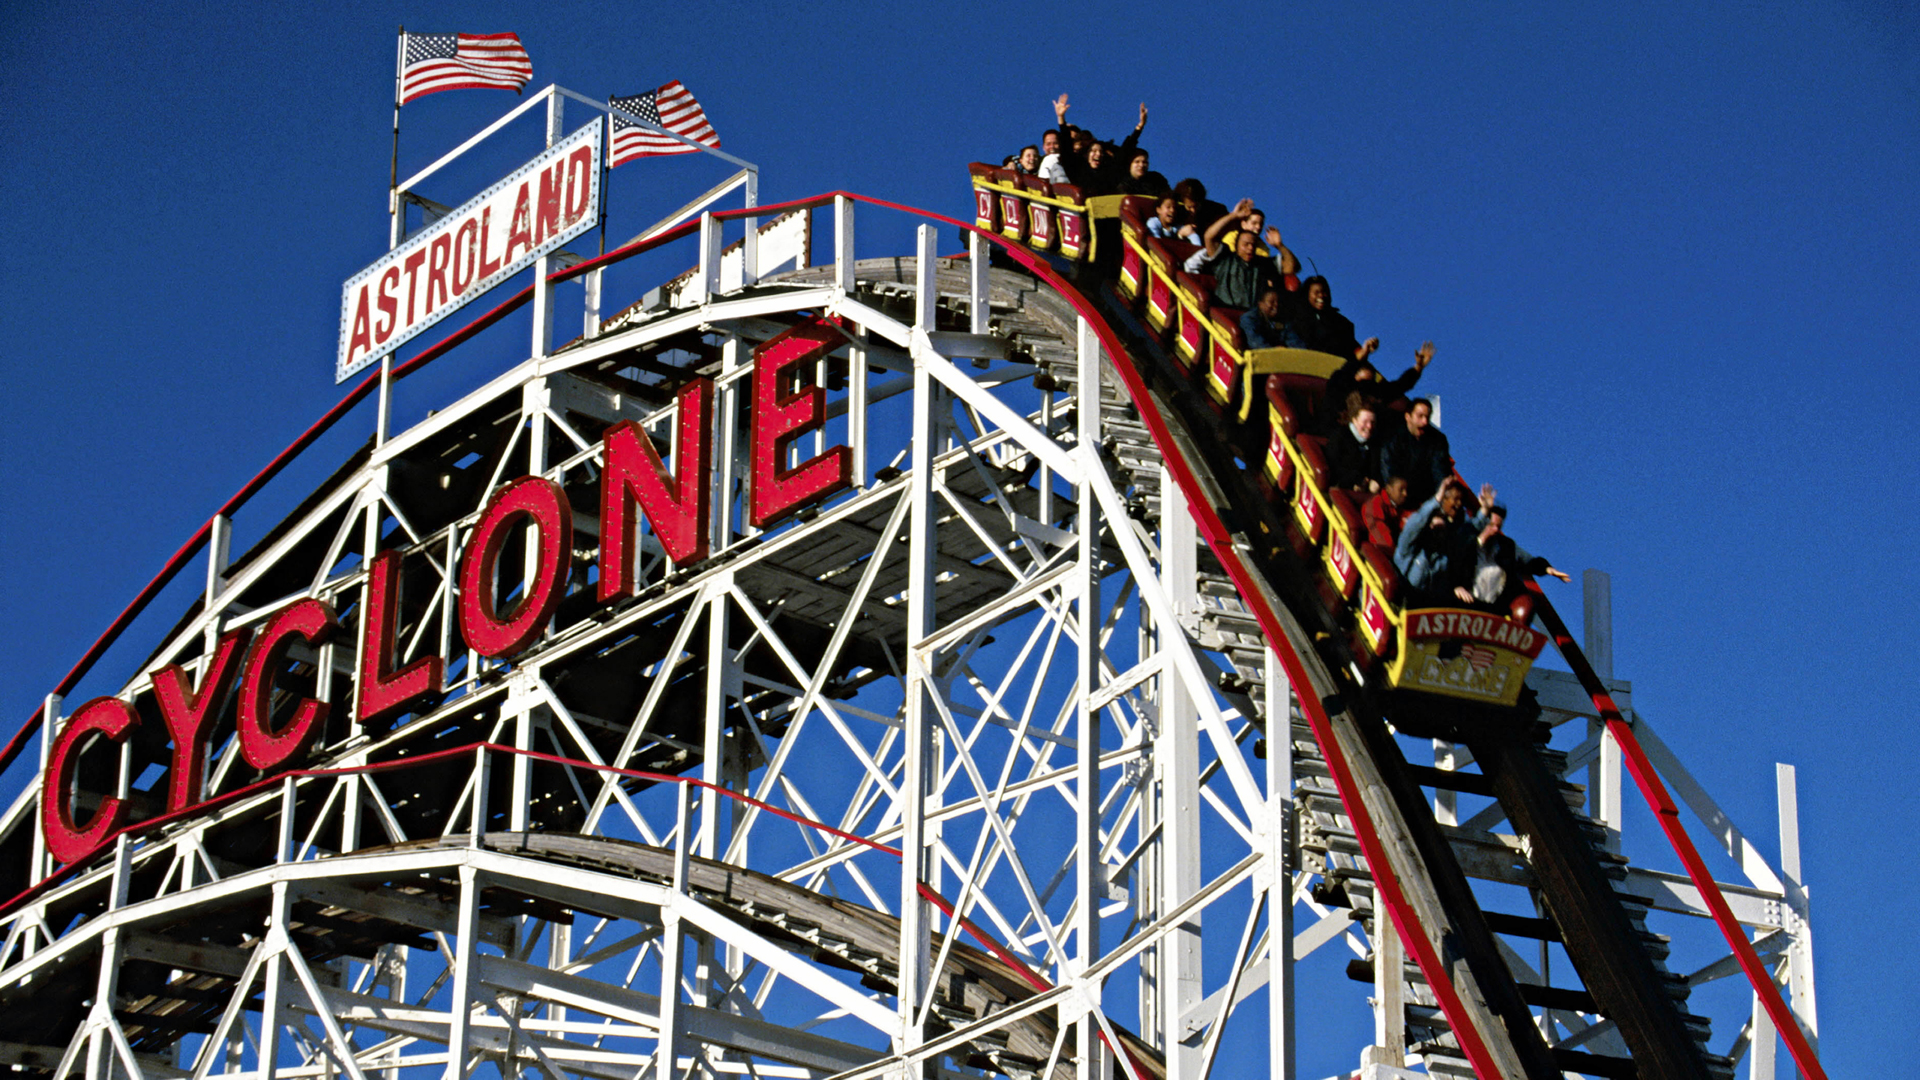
[600,379,713,601]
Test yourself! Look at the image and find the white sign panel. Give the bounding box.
[338,122,603,383]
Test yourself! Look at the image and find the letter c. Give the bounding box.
[237,598,340,771]
[41,696,140,866]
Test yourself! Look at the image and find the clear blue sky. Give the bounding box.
[2,3,1913,1076]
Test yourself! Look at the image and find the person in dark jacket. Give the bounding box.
[1117,148,1171,198]
[1240,285,1304,350]
[1064,140,1117,195]
[1289,276,1377,362]
[1325,405,1385,495]
[1319,341,1434,431]
[1380,398,1452,504]
[1467,504,1572,612]
[1172,177,1229,236]
[1394,479,1491,605]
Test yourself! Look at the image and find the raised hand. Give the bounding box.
[1053,93,1070,121]
[1232,197,1255,218]
[1415,340,1435,369]
[1137,102,1149,129]
[1263,226,1282,248]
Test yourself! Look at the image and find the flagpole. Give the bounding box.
[389,26,405,250]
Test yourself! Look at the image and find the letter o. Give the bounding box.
[459,476,573,658]
[238,598,340,771]
[41,696,140,866]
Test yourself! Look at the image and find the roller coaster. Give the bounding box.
[0,89,1822,1080]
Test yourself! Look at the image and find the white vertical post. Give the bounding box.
[510,686,533,833]
[1433,740,1457,825]
[376,354,394,448]
[1582,569,1614,682]
[1265,657,1295,1080]
[277,776,297,863]
[740,169,760,287]
[1158,473,1203,1080]
[258,883,293,1080]
[849,328,869,488]
[206,514,231,609]
[1366,888,1407,1072]
[968,230,990,335]
[444,865,481,1080]
[914,225,937,332]
[1777,763,1818,1050]
[701,590,730,862]
[657,787,691,1080]
[1073,315,1108,1080]
[714,336,743,548]
[693,211,722,306]
[898,223,941,1058]
[1585,569,1623,852]
[833,196,855,295]
[469,746,490,845]
[584,268,603,340]
[107,834,131,911]
[33,694,59,880]
[695,581,730,1035]
[531,94,563,359]
[90,926,125,1080]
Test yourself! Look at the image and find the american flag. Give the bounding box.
[400,32,533,105]
[1460,644,1498,672]
[609,81,720,166]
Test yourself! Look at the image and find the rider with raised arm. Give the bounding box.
[1183,199,1302,311]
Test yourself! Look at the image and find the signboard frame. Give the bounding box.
[337,120,604,383]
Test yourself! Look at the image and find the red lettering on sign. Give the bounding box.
[357,550,445,727]
[346,285,373,369]
[237,599,340,771]
[536,164,563,246]
[453,218,479,295]
[427,234,452,311]
[478,208,502,281]
[750,318,853,527]
[503,182,534,266]
[373,266,401,345]
[564,145,593,224]
[458,477,574,658]
[41,696,140,866]
[600,379,713,601]
[401,248,429,327]
[153,628,252,813]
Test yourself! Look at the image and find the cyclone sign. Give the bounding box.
[44,317,853,867]
[337,122,603,383]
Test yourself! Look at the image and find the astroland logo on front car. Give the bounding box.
[1405,609,1545,658]
[42,318,852,866]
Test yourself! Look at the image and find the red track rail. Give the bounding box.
[1527,584,1825,1080]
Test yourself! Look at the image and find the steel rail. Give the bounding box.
[1527,583,1827,1080]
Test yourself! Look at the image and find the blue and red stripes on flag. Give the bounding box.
[609,81,720,166]
[400,32,533,104]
